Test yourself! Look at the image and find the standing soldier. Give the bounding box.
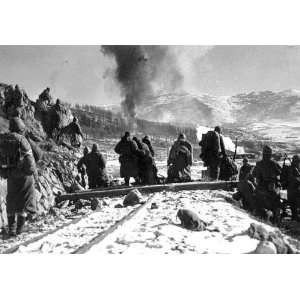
[0,117,38,238]
[77,146,89,188]
[252,145,282,223]
[77,144,108,189]
[115,132,141,186]
[65,116,84,147]
[38,87,53,105]
[200,126,226,181]
[287,155,300,221]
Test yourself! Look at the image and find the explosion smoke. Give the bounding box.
[101,45,183,119]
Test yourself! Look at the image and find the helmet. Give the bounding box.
[263,145,272,155]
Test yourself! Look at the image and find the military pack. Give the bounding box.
[0,132,31,169]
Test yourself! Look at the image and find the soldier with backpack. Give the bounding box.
[199,126,226,180]
[287,155,300,221]
[115,132,142,186]
[77,144,108,189]
[0,117,39,238]
[167,133,193,183]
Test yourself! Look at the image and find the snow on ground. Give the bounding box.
[12,196,134,254]
[86,190,288,254]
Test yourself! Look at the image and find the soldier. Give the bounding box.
[69,117,84,146]
[219,155,238,181]
[132,137,156,185]
[239,157,253,181]
[114,132,141,186]
[12,85,24,107]
[167,133,193,183]
[0,118,38,237]
[287,155,300,221]
[38,87,52,105]
[200,126,226,181]
[77,146,89,188]
[54,98,64,111]
[4,85,25,118]
[142,136,155,157]
[3,85,14,115]
[77,144,108,189]
[252,145,282,223]
[233,158,256,212]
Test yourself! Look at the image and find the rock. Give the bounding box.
[247,223,269,240]
[102,200,109,206]
[177,209,207,231]
[57,200,69,209]
[151,203,158,209]
[115,204,123,208]
[91,198,101,211]
[75,199,85,210]
[268,232,294,254]
[123,189,143,207]
[70,180,85,193]
[49,207,60,217]
[254,241,277,254]
[247,223,294,254]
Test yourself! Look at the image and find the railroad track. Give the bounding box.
[1,193,158,254]
[1,180,237,254]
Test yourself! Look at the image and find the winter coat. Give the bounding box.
[142,137,155,157]
[0,134,38,215]
[252,159,282,190]
[167,143,192,182]
[78,150,108,189]
[115,137,141,178]
[134,139,156,184]
[239,163,253,181]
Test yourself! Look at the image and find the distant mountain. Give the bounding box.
[134,89,300,149]
[136,89,300,128]
[136,92,235,127]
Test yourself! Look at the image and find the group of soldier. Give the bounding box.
[1,85,300,239]
[235,147,300,224]
[77,126,300,226]
[76,126,231,191]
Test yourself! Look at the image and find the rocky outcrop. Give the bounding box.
[35,100,73,139]
[0,83,81,230]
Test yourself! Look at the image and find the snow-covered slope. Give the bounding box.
[137,89,300,127]
[135,90,300,147]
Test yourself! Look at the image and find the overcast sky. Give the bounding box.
[1,45,300,106]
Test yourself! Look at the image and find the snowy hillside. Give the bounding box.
[136,89,300,127]
[135,90,300,147]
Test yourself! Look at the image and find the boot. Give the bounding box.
[7,215,16,238]
[16,215,26,235]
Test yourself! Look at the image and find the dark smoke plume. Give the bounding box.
[101,45,183,118]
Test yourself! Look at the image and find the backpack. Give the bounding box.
[0,132,31,169]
